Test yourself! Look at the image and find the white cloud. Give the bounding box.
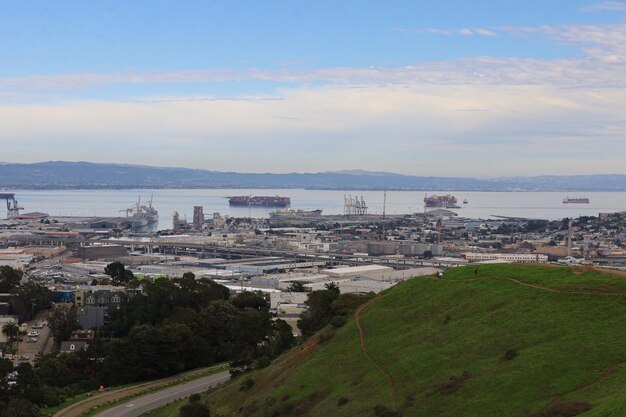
[1,83,625,175]
[473,28,497,36]
[413,27,496,37]
[2,19,626,175]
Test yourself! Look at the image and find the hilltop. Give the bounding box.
[206,265,626,417]
[0,161,625,190]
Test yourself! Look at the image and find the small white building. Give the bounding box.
[270,292,308,309]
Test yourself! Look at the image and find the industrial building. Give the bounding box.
[460,253,549,263]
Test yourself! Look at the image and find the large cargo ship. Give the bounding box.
[563,197,590,204]
[424,194,460,208]
[228,195,291,207]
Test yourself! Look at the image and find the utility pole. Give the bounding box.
[567,218,573,257]
[381,190,387,241]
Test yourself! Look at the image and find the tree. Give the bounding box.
[13,282,51,320]
[270,319,295,355]
[104,262,134,286]
[0,358,13,379]
[14,362,44,405]
[297,289,340,337]
[1,399,39,417]
[324,283,340,295]
[179,272,198,293]
[287,281,307,292]
[232,292,268,311]
[34,355,80,387]
[2,322,19,352]
[0,266,22,293]
[48,305,80,345]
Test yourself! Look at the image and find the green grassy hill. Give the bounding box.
[207,265,626,417]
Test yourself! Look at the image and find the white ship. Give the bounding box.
[122,196,159,230]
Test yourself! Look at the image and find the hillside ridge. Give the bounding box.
[206,265,626,417]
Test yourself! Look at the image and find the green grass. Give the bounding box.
[142,398,187,417]
[206,265,626,417]
[42,393,93,415]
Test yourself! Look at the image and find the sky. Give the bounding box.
[1,0,626,177]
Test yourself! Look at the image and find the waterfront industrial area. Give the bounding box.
[0,190,625,357]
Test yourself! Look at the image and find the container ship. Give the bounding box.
[563,197,590,204]
[228,195,291,207]
[424,194,460,208]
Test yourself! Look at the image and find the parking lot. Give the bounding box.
[15,315,52,365]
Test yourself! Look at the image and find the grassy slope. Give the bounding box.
[208,265,626,417]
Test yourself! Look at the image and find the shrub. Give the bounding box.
[240,377,255,392]
[319,328,334,343]
[255,356,271,369]
[337,397,349,406]
[189,394,201,403]
[374,404,402,417]
[435,371,471,395]
[443,315,451,325]
[529,401,592,417]
[330,315,348,328]
[180,402,210,417]
[503,348,519,361]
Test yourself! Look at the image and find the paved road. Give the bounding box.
[94,371,230,417]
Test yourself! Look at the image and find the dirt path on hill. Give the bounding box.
[546,359,626,407]
[505,277,626,296]
[486,275,626,405]
[355,296,398,411]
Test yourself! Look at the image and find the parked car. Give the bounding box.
[27,337,38,343]
[32,322,44,329]
[28,331,39,337]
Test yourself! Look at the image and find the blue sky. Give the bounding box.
[1,0,626,176]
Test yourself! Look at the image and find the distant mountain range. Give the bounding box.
[0,161,624,191]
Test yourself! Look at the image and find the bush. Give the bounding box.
[255,356,271,369]
[374,404,402,417]
[189,394,201,403]
[529,401,592,417]
[319,328,334,343]
[240,377,255,392]
[337,397,349,406]
[180,402,210,417]
[503,348,518,361]
[330,315,348,328]
[435,371,471,395]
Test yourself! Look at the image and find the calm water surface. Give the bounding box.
[10,189,626,230]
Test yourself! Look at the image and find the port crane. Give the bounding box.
[0,193,23,219]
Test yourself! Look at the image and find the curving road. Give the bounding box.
[93,371,230,417]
